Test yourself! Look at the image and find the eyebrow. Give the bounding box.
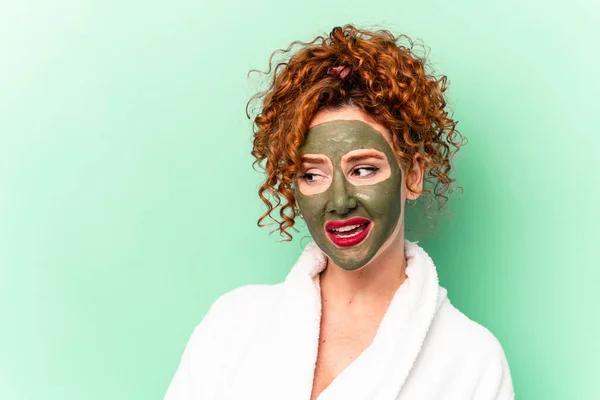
[343,152,386,163]
[300,155,329,165]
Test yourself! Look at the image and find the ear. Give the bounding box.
[406,153,424,200]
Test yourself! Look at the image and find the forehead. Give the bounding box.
[300,120,394,157]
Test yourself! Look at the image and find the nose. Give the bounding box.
[326,170,358,215]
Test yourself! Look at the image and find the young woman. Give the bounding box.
[165,25,514,400]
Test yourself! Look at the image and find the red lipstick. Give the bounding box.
[324,216,372,248]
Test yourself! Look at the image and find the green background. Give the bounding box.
[1,0,597,398]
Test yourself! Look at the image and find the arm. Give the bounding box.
[472,346,515,400]
[164,297,230,400]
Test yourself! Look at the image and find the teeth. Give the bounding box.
[332,224,361,233]
[335,229,363,238]
[329,223,368,238]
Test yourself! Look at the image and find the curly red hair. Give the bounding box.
[247,25,465,240]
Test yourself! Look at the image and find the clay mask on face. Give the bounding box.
[295,120,403,271]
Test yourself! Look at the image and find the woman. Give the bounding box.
[165,25,514,399]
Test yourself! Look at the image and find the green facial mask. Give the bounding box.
[295,120,403,271]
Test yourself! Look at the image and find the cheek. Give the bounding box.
[355,180,402,217]
[297,179,331,196]
[296,192,329,220]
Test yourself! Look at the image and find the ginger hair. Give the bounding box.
[247,25,465,241]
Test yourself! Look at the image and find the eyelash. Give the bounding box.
[351,166,380,177]
[299,173,320,182]
[299,167,380,183]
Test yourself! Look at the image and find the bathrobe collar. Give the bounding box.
[225,239,446,400]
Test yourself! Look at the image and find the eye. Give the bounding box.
[351,166,380,178]
[299,172,325,183]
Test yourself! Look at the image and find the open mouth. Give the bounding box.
[324,216,372,248]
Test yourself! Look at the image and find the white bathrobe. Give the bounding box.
[165,240,514,399]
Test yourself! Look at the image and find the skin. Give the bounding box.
[296,107,424,400]
[296,120,402,271]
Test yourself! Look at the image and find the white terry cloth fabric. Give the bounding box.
[165,240,514,400]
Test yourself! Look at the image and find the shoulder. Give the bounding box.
[210,283,283,321]
[189,283,285,346]
[209,283,284,317]
[189,284,285,371]
[429,298,508,370]
[424,297,514,398]
[164,283,285,399]
[195,283,284,334]
[435,300,506,357]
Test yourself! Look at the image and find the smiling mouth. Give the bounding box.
[324,216,373,248]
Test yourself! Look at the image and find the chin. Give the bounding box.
[328,246,379,272]
[337,259,372,272]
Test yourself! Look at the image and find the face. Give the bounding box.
[295,118,403,271]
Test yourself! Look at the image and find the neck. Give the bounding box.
[319,228,408,311]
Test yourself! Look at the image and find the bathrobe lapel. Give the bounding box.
[222,241,326,400]
[223,240,442,400]
[317,240,442,399]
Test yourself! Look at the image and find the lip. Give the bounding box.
[324,216,373,248]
